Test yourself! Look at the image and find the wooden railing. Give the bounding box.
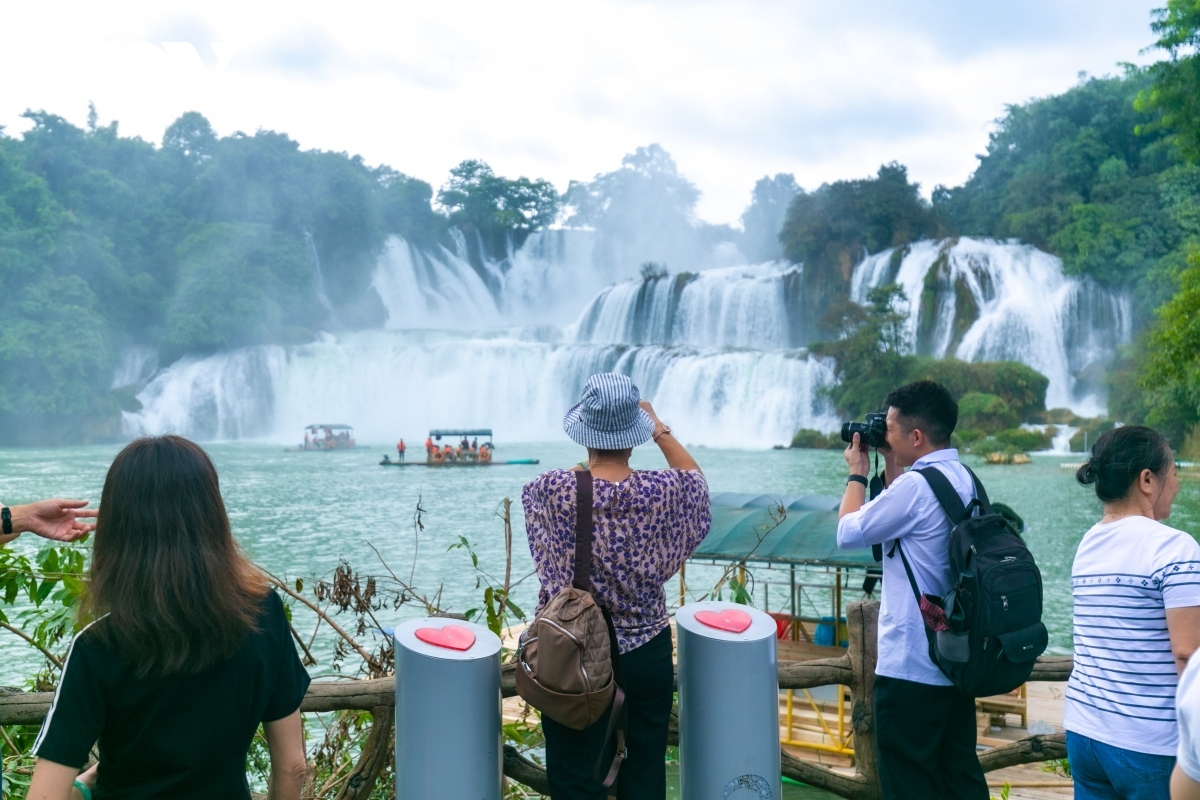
[0,601,1072,798]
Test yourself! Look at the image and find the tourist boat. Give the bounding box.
[379,428,539,467]
[301,424,357,450]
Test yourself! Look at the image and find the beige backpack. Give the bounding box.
[516,470,627,789]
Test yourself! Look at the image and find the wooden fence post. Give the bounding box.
[846,600,881,799]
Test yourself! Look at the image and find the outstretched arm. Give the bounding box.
[1,499,97,546]
[640,400,700,473]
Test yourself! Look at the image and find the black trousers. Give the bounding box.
[873,675,988,800]
[542,627,674,800]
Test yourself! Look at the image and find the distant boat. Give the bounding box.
[380,428,539,467]
[299,424,357,451]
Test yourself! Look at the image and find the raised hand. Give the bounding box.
[844,433,871,477]
[638,399,660,426]
[12,499,97,542]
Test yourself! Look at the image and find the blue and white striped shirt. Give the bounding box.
[1065,516,1200,755]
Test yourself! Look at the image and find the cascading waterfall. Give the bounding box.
[125,232,1129,446]
[372,237,502,328]
[851,238,1130,414]
[126,332,836,447]
[571,262,805,349]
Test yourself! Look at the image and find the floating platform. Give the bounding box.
[379,458,539,467]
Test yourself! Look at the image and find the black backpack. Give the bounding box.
[891,465,1048,697]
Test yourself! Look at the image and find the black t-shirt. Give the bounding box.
[34,590,310,800]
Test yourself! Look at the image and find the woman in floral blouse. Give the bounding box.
[523,372,711,800]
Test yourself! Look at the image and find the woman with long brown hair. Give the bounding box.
[27,435,310,800]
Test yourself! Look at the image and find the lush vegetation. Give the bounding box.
[800,281,1053,452]
[781,164,941,338]
[1111,2,1200,451]
[0,110,559,444]
[785,0,1200,447]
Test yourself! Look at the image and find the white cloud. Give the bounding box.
[0,0,1163,224]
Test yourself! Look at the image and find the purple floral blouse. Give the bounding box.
[522,468,712,653]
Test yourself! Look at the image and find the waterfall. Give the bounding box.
[571,262,805,349]
[124,332,837,447]
[372,237,502,328]
[303,230,336,319]
[111,346,159,390]
[125,232,1130,446]
[850,238,1130,414]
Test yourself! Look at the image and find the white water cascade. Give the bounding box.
[572,262,805,349]
[127,332,836,447]
[852,238,1130,414]
[125,233,1129,446]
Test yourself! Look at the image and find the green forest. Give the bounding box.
[4,0,1200,447]
[0,110,568,443]
[781,0,1200,449]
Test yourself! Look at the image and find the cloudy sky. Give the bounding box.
[1,0,1165,224]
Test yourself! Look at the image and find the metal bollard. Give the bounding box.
[394,618,502,799]
[676,600,781,800]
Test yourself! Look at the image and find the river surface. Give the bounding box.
[5,441,1198,685]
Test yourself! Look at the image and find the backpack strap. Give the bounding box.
[573,470,628,793]
[888,538,924,606]
[963,465,993,515]
[592,606,628,791]
[914,466,969,524]
[573,470,594,592]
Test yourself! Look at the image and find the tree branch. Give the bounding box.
[0,620,63,669]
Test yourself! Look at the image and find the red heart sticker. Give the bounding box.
[414,625,476,651]
[694,609,753,634]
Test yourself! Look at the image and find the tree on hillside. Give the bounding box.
[1138,0,1200,160]
[811,284,911,416]
[780,163,938,341]
[740,173,800,262]
[562,144,721,275]
[376,168,447,250]
[436,159,559,264]
[162,111,216,164]
[1134,249,1200,445]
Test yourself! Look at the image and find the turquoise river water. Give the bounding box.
[3,442,1198,797]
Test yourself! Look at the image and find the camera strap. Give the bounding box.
[869,449,885,564]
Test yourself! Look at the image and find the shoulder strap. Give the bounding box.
[914,466,969,524]
[573,470,594,592]
[963,465,993,515]
[889,538,924,606]
[574,469,629,792]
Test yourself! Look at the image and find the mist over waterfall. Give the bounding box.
[125,229,1129,446]
[127,332,836,447]
[852,238,1130,414]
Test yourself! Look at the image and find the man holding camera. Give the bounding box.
[836,380,987,800]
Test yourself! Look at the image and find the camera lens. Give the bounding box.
[840,421,865,444]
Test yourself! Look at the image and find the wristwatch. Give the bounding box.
[1,505,11,535]
[652,424,672,442]
[846,475,869,487]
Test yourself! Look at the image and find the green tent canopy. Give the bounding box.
[693,493,877,569]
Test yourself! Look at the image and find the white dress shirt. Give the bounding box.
[836,448,975,686]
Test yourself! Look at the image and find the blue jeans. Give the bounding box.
[1067,731,1174,800]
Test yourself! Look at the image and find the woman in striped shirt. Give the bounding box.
[1066,426,1200,800]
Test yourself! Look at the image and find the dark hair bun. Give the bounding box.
[1077,426,1171,503]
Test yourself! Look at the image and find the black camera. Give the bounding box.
[841,412,887,449]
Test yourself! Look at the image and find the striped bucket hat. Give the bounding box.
[563,373,655,450]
